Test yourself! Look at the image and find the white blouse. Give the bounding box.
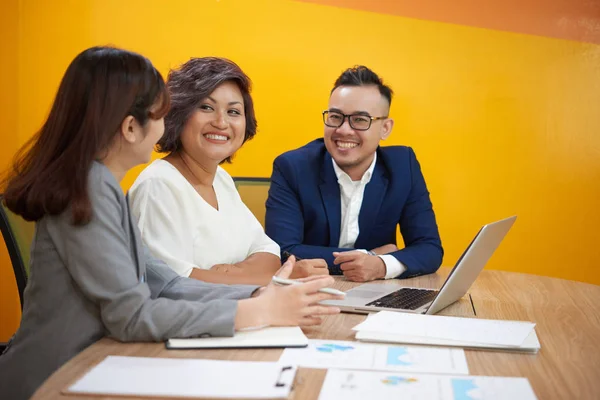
[129,159,280,277]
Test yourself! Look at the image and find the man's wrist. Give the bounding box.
[379,255,406,279]
[368,253,386,279]
[377,256,387,279]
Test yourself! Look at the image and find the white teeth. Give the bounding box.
[204,134,228,141]
[336,141,358,149]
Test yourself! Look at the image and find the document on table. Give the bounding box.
[65,356,297,399]
[278,339,468,375]
[355,329,541,354]
[353,311,535,347]
[318,369,538,400]
[166,326,308,349]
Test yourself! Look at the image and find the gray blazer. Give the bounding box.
[0,162,258,400]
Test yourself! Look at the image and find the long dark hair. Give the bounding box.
[2,46,169,225]
[157,57,257,164]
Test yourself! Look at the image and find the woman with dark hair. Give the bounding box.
[129,57,329,285]
[0,48,340,400]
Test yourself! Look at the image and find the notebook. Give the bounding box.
[166,326,309,349]
[65,356,297,399]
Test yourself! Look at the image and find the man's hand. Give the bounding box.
[370,243,398,255]
[289,258,330,279]
[333,251,386,282]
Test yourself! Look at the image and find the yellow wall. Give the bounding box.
[0,0,21,341]
[1,0,599,339]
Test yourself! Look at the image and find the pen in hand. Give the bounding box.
[271,276,346,297]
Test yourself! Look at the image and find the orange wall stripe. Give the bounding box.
[297,0,600,44]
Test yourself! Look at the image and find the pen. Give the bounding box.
[282,250,303,262]
[271,276,346,297]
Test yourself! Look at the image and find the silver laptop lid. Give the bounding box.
[425,215,517,315]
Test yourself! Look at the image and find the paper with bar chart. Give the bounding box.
[278,339,468,375]
[318,370,538,400]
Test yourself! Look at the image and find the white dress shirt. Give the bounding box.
[332,153,406,279]
[129,160,280,277]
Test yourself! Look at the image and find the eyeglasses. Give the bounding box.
[322,110,388,131]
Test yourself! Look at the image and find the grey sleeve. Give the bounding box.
[144,246,259,301]
[46,177,244,341]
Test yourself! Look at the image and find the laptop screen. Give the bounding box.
[424,227,482,311]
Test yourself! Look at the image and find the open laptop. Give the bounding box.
[327,216,517,315]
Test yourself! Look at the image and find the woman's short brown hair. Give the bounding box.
[157,57,257,164]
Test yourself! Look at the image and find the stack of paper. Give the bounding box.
[353,311,540,353]
[66,356,297,399]
[318,369,538,400]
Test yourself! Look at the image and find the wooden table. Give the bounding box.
[32,268,600,399]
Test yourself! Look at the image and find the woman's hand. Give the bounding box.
[235,256,341,329]
[289,258,330,278]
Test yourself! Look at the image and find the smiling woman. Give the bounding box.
[156,57,257,164]
[128,57,330,286]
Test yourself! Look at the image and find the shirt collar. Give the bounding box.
[331,152,377,185]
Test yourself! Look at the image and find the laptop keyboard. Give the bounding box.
[366,288,439,310]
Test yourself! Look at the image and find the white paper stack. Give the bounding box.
[353,311,541,353]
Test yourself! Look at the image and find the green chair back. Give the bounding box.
[0,196,34,309]
[233,178,271,228]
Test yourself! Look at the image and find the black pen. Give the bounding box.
[282,250,303,262]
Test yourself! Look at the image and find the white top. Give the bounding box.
[332,153,406,279]
[129,159,280,277]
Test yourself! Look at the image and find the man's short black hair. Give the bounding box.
[331,65,393,105]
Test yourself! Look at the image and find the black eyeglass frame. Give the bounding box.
[322,110,388,131]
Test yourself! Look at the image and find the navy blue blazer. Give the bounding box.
[265,139,443,278]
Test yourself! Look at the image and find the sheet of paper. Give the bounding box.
[278,339,468,375]
[66,356,296,399]
[353,311,535,347]
[355,329,541,353]
[318,369,538,400]
[167,326,308,349]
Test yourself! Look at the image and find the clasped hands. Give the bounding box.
[334,243,398,282]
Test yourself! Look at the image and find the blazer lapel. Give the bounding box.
[319,154,342,247]
[357,160,388,246]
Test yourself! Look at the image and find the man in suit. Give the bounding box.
[265,66,443,282]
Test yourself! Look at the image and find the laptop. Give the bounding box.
[327,216,517,315]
